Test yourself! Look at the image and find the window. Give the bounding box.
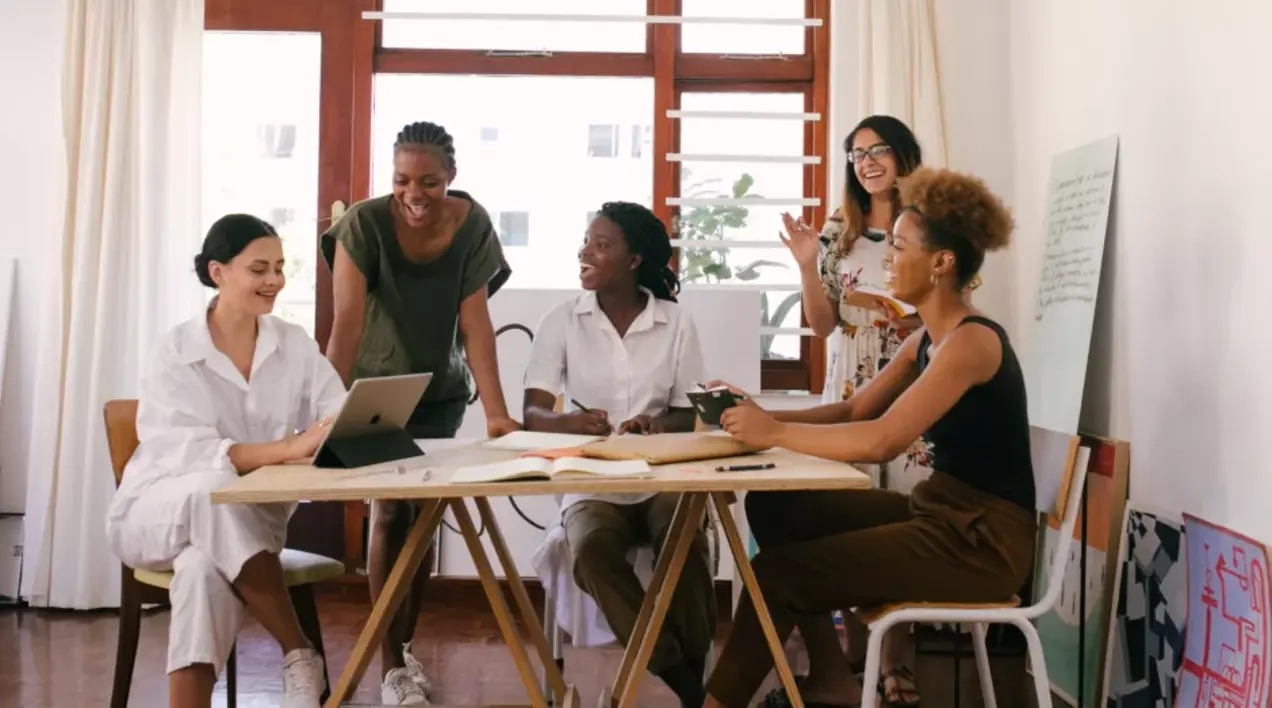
[630,124,650,158]
[289,0,829,393]
[680,0,806,55]
[380,0,648,53]
[586,210,597,226]
[676,92,807,362]
[498,211,530,246]
[587,124,620,158]
[268,207,296,228]
[202,31,321,337]
[257,123,297,158]
[372,75,654,289]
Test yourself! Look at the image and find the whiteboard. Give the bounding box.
[1024,135,1119,434]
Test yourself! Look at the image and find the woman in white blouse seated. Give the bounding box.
[106,214,347,708]
[522,202,713,708]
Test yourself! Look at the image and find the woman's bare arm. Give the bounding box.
[772,324,1002,463]
[326,242,366,386]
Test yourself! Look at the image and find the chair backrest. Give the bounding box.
[1026,427,1089,617]
[1030,426,1081,517]
[103,399,140,488]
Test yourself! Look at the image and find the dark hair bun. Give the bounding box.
[193,253,216,289]
[194,214,279,290]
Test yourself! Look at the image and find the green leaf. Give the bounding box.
[771,292,802,327]
[734,259,787,281]
[732,173,755,198]
[702,262,732,281]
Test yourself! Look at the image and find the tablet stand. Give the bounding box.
[313,427,424,469]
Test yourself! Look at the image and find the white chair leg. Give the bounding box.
[1013,618,1052,708]
[542,582,561,703]
[970,623,997,708]
[860,624,888,708]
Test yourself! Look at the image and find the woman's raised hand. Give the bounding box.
[778,212,821,269]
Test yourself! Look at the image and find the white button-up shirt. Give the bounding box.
[523,289,705,510]
[107,313,347,521]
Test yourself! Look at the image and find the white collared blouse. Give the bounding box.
[107,312,347,520]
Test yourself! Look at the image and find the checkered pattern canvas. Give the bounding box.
[1103,507,1187,708]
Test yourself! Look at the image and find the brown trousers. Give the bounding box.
[706,472,1037,708]
[564,493,717,674]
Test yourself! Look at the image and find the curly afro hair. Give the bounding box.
[897,166,1014,287]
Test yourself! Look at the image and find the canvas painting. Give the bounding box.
[1102,506,1188,707]
[1033,436,1131,706]
[1176,515,1272,708]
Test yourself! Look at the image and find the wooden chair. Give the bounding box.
[105,399,345,708]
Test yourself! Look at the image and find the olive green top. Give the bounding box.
[321,191,511,436]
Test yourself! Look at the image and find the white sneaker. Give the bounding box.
[382,667,430,705]
[402,642,435,694]
[281,648,325,708]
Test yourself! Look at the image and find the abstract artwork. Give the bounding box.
[1033,436,1131,706]
[1102,506,1188,707]
[1176,515,1272,708]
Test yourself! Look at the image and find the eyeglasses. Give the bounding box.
[848,144,893,164]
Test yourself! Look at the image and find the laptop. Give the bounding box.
[312,373,433,469]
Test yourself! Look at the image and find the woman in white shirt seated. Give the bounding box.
[522,202,712,708]
[106,214,347,708]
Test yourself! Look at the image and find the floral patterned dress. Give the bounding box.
[817,216,933,488]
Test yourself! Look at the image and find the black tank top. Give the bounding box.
[916,316,1036,511]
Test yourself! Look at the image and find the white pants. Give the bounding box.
[107,470,294,674]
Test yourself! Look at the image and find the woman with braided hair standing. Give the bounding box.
[522,202,714,708]
[322,121,519,704]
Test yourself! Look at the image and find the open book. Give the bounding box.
[482,430,605,452]
[845,285,918,319]
[449,456,652,484]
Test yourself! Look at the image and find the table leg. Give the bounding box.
[609,492,709,708]
[324,499,445,708]
[709,492,804,708]
[450,499,556,708]
[475,496,568,703]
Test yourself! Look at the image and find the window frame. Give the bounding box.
[207,0,830,394]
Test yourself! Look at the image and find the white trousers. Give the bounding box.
[108,470,293,674]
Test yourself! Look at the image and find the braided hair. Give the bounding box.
[597,201,679,302]
[394,121,457,173]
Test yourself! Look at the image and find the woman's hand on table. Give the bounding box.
[287,415,335,460]
[565,410,613,436]
[720,400,785,449]
[486,415,522,438]
[618,414,664,435]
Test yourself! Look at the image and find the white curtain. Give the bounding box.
[857,0,948,167]
[21,0,206,609]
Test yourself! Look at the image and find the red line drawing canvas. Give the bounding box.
[1177,514,1272,708]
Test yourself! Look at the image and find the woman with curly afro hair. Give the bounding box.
[703,167,1036,708]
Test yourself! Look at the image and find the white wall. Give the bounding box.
[0,0,65,513]
[1007,1,1272,539]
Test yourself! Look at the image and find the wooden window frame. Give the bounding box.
[206,0,830,395]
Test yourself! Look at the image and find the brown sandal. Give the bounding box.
[878,666,920,707]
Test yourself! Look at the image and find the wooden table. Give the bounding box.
[211,440,871,708]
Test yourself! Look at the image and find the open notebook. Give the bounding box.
[449,456,652,484]
[482,430,604,452]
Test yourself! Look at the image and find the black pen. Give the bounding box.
[570,398,591,413]
[715,463,777,472]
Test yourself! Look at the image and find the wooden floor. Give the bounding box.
[0,582,1049,707]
